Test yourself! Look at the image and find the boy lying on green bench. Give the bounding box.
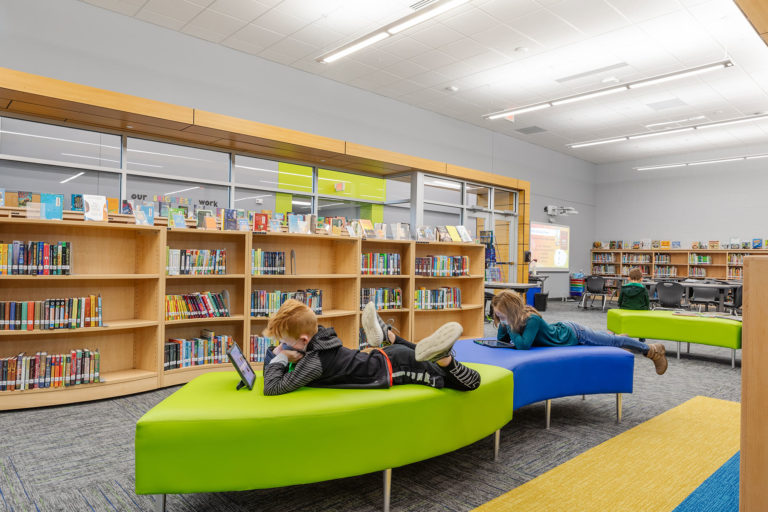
[262,299,481,396]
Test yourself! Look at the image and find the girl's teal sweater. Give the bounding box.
[497,315,578,350]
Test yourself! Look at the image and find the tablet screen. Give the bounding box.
[227,342,256,390]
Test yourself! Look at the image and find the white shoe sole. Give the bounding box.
[362,302,384,347]
[415,322,463,362]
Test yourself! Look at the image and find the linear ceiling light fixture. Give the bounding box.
[485,59,733,121]
[568,113,768,149]
[317,0,470,63]
[635,152,768,171]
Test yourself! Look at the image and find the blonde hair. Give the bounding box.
[628,267,643,281]
[490,290,541,333]
[263,299,318,341]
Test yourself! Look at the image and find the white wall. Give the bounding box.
[596,142,768,247]
[0,0,597,297]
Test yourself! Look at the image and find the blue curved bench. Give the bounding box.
[453,339,634,427]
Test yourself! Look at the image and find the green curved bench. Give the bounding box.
[606,309,742,367]
[135,363,514,511]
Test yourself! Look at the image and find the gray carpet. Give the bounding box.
[0,302,742,511]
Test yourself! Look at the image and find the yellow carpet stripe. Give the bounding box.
[475,396,740,512]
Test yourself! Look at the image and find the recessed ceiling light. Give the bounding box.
[634,153,768,171]
[445,85,459,92]
[514,47,529,53]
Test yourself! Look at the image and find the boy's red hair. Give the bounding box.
[264,299,318,341]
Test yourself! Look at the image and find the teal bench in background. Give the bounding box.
[607,309,742,368]
[136,363,514,512]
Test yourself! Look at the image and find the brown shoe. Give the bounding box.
[646,343,668,375]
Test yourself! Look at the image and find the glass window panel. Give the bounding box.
[126,137,229,180]
[424,177,462,205]
[464,210,489,241]
[466,184,491,209]
[126,175,229,214]
[234,188,276,213]
[423,203,461,226]
[318,198,361,219]
[386,175,410,202]
[0,160,120,205]
[317,169,385,201]
[493,188,516,212]
[284,194,312,215]
[233,155,280,189]
[278,162,313,193]
[0,117,121,167]
[383,204,411,225]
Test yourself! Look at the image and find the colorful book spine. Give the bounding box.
[360,253,402,275]
[250,289,322,316]
[360,287,403,310]
[0,348,99,391]
[0,241,72,276]
[414,256,469,276]
[163,333,234,370]
[413,287,462,310]
[165,247,227,275]
[0,296,102,331]
[249,336,274,363]
[164,292,231,320]
[251,249,286,275]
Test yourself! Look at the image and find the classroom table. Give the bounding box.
[484,282,539,292]
[642,280,741,312]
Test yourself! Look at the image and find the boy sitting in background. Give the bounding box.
[619,267,650,310]
[262,299,480,396]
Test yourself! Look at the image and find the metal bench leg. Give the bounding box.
[582,394,586,400]
[153,495,166,512]
[677,342,681,359]
[383,469,391,512]
[687,342,690,354]
[616,393,623,423]
[493,429,500,461]
[545,399,552,429]
[732,349,736,369]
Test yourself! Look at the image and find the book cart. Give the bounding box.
[0,216,485,409]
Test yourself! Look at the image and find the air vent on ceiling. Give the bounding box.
[646,98,688,111]
[516,126,547,134]
[410,0,439,10]
[555,62,629,83]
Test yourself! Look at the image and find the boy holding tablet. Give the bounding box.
[262,299,480,396]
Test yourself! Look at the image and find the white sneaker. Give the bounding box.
[415,322,463,362]
[362,302,384,347]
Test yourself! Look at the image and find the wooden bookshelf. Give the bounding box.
[0,218,485,409]
[590,248,765,281]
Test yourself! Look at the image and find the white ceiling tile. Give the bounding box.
[441,8,502,36]
[141,0,206,23]
[550,0,630,36]
[82,0,144,16]
[135,8,187,30]
[290,24,345,50]
[378,79,424,98]
[183,9,247,39]
[604,0,681,23]
[228,23,285,48]
[377,37,432,60]
[222,36,265,55]
[252,7,309,35]
[470,24,540,57]
[322,60,378,82]
[260,37,316,61]
[384,59,429,79]
[410,70,452,88]
[477,0,542,23]
[350,49,401,69]
[507,10,584,47]
[208,0,270,21]
[270,0,343,23]
[439,38,488,60]
[409,49,457,69]
[407,23,466,49]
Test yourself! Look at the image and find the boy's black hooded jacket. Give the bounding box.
[263,326,390,396]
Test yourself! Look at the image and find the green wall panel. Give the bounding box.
[278,162,313,193]
[318,169,386,201]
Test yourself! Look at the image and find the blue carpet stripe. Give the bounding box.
[79,489,95,512]
[672,452,740,512]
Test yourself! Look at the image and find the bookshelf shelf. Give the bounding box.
[0,319,159,336]
[0,274,160,280]
[361,274,409,279]
[415,274,484,279]
[414,304,483,312]
[249,309,357,320]
[164,315,244,325]
[166,274,245,279]
[163,363,230,375]
[251,274,358,279]
[356,308,410,314]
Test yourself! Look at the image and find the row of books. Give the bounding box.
[621,265,650,275]
[164,291,231,320]
[689,254,713,264]
[250,289,323,317]
[0,296,103,331]
[163,331,233,370]
[485,266,503,282]
[414,287,462,310]
[415,256,470,277]
[0,241,72,275]
[360,288,403,311]
[166,248,227,275]
[622,255,651,263]
[0,349,100,391]
[728,268,744,279]
[597,239,768,250]
[251,249,286,275]
[592,265,617,275]
[654,266,678,277]
[655,254,672,264]
[727,254,748,265]
[592,253,615,263]
[690,267,708,277]
[361,253,402,275]
[249,336,274,363]
[417,225,473,243]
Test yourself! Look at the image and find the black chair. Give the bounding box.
[689,286,719,311]
[484,291,495,322]
[653,282,685,309]
[580,275,609,310]
[724,286,743,315]
[648,283,658,307]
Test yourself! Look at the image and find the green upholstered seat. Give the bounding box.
[135,363,513,495]
[607,310,741,349]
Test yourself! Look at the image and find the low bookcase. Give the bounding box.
[0,217,486,409]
